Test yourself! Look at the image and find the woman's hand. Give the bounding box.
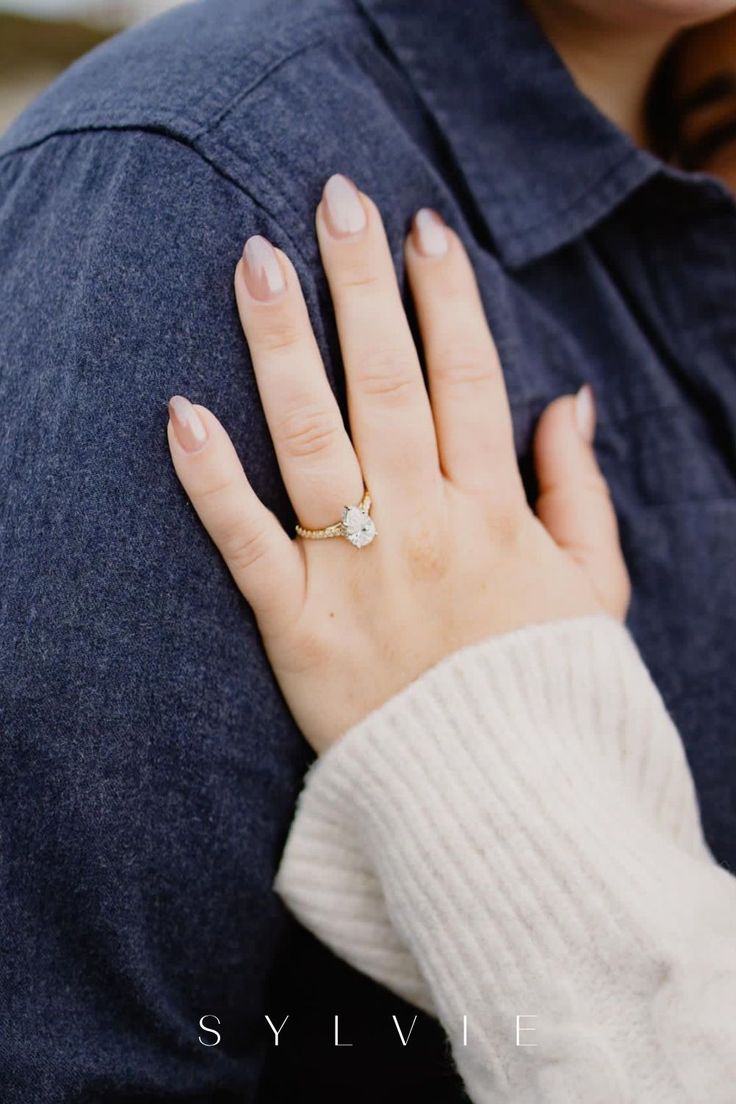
[166,174,629,754]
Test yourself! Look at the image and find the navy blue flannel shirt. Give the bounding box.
[1,0,735,1100]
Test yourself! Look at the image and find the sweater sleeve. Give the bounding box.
[274,615,736,1103]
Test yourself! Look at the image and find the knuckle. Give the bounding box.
[295,628,330,669]
[356,350,419,403]
[431,347,497,388]
[276,404,342,460]
[195,471,235,506]
[489,501,526,547]
[338,266,382,292]
[360,371,416,403]
[402,523,448,583]
[220,523,271,576]
[252,312,304,355]
[283,622,332,673]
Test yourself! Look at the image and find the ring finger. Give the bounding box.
[234,235,363,529]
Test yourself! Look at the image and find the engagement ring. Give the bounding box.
[295,489,376,549]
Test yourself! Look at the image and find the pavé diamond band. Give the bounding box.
[295,489,376,549]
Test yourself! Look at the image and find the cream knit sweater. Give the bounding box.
[275,616,736,1103]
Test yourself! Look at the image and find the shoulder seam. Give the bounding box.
[192,23,346,140]
[0,8,361,160]
[0,114,198,162]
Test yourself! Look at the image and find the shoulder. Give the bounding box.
[0,0,425,252]
[0,0,364,154]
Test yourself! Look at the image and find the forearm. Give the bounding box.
[276,616,736,1102]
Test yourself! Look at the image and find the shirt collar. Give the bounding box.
[356,0,662,267]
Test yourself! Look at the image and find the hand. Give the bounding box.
[166,175,629,754]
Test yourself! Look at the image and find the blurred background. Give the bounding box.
[0,0,183,131]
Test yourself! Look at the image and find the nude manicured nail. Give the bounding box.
[322,174,367,237]
[168,395,208,452]
[242,235,286,301]
[575,383,596,444]
[412,208,448,257]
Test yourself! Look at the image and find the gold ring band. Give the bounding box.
[295,489,376,549]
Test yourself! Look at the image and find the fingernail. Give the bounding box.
[575,384,596,443]
[242,235,286,301]
[412,208,448,257]
[168,395,208,452]
[322,174,367,237]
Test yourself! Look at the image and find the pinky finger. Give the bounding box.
[167,396,304,632]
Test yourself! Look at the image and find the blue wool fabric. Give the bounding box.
[1,0,735,1099]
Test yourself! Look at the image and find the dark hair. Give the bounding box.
[647,31,736,170]
[646,33,686,162]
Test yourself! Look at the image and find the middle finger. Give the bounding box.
[316,175,440,501]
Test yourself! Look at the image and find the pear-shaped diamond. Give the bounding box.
[343,505,376,548]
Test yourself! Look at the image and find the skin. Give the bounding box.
[166,176,629,755]
[528,0,736,144]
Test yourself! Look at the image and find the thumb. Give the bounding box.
[533,386,630,620]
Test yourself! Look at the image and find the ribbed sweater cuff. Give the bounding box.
[275,615,719,1100]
